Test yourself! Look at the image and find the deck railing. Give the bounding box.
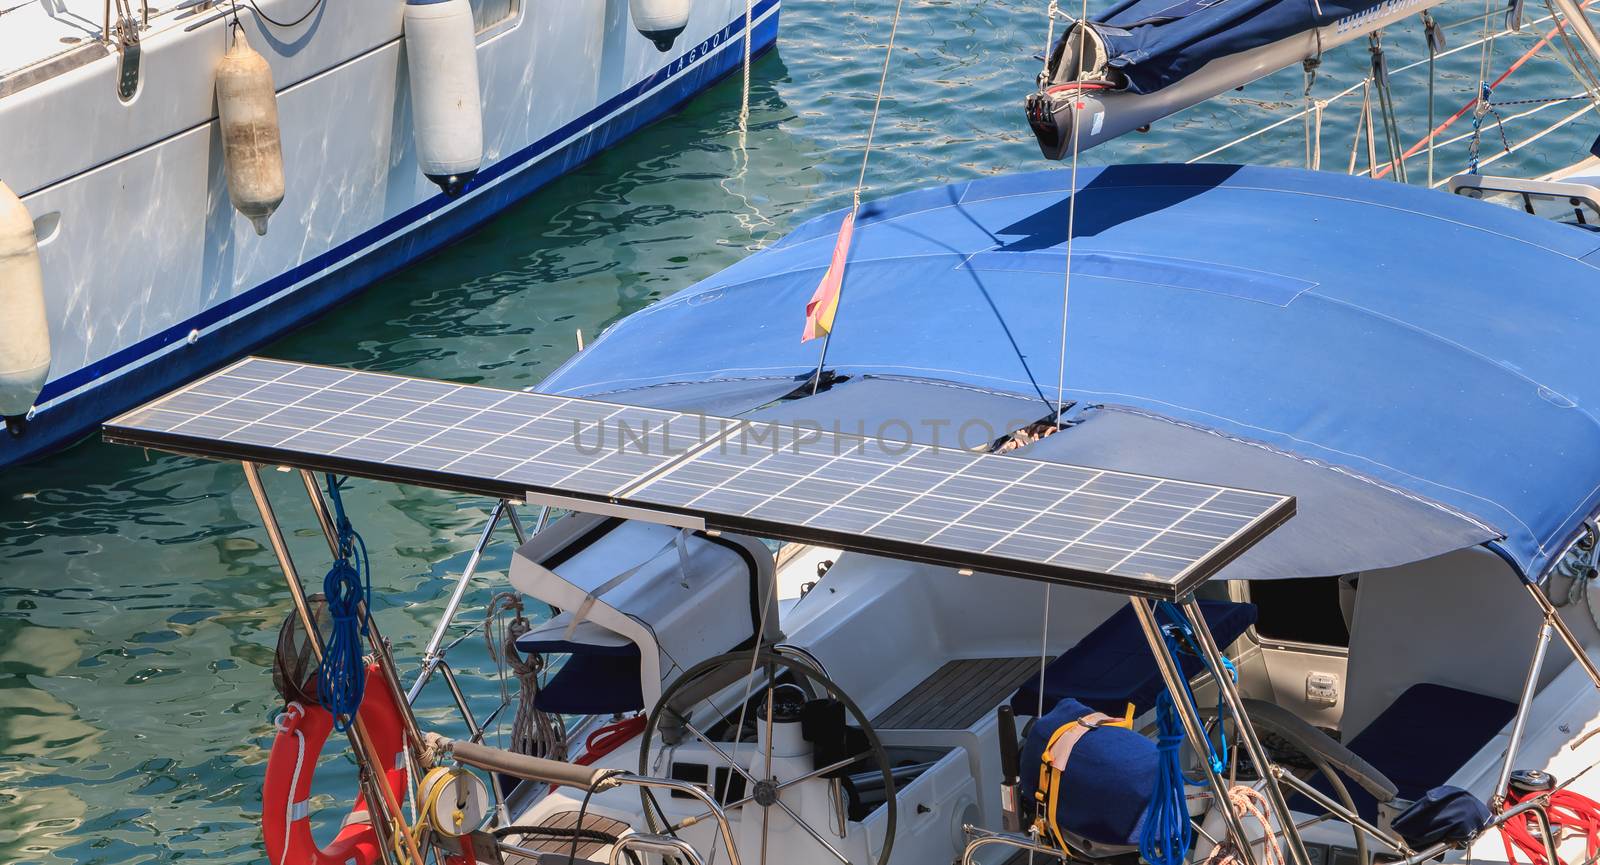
[1188,0,1600,187]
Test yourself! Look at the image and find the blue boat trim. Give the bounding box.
[8,1,779,465]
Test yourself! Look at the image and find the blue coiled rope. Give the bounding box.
[1140,602,1236,865]
[317,474,371,732]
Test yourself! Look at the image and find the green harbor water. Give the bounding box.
[0,0,1590,860]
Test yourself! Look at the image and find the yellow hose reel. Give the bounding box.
[418,766,492,838]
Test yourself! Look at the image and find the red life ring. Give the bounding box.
[262,663,409,865]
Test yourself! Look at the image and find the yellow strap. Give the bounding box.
[1032,704,1136,854]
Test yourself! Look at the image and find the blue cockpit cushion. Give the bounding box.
[1019,698,1159,847]
[1298,683,1516,821]
[1392,786,1491,849]
[533,645,644,715]
[1012,599,1258,717]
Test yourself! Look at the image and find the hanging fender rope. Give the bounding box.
[319,473,372,732]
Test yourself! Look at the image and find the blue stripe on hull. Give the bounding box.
[3,3,779,468]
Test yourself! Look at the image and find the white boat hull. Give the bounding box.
[0,0,779,465]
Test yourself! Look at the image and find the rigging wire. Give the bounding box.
[1053,0,1092,424]
[1424,11,1441,186]
[808,0,906,393]
[1468,0,1501,172]
[1377,12,1578,178]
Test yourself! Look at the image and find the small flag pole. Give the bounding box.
[804,0,903,393]
[810,330,834,395]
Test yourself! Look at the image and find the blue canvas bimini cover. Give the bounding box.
[1015,406,1497,581]
[1082,0,1389,94]
[540,164,1600,582]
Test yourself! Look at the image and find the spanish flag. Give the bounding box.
[802,210,857,342]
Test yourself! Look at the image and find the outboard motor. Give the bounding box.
[1025,22,1116,160]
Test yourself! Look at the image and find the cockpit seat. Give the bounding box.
[1010,599,1258,717]
[1301,683,1516,821]
[525,640,645,715]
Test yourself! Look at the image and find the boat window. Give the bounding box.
[470,0,517,34]
[1247,576,1351,648]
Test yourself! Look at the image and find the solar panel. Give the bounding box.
[625,419,1287,588]
[104,357,1294,598]
[111,357,722,498]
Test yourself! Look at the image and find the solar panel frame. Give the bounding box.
[104,357,1295,599]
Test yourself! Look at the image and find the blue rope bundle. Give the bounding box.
[317,474,371,732]
[1140,602,1235,865]
[1143,691,1195,865]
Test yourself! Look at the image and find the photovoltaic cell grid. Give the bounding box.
[106,357,728,498]
[629,422,1288,586]
[105,357,1293,596]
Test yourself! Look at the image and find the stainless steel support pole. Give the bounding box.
[299,469,341,558]
[1525,581,1600,689]
[247,463,323,656]
[1181,598,1314,865]
[1130,596,1261,865]
[508,503,535,544]
[1550,0,1600,68]
[407,499,509,701]
[1271,766,1408,852]
[242,462,411,865]
[1494,619,1554,808]
[435,660,509,823]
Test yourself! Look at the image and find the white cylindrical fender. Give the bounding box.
[0,180,50,432]
[404,0,483,197]
[215,25,285,236]
[629,0,690,51]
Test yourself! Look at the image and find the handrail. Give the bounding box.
[439,736,744,865]
[960,827,1072,865]
[1186,3,1595,168]
[612,834,706,865]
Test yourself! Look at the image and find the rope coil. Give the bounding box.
[1141,602,1237,865]
[319,474,371,732]
[1501,787,1600,865]
[486,592,567,761]
[1202,786,1285,865]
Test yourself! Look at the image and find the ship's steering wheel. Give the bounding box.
[638,649,898,865]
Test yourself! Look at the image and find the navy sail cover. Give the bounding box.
[1082,0,1387,94]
